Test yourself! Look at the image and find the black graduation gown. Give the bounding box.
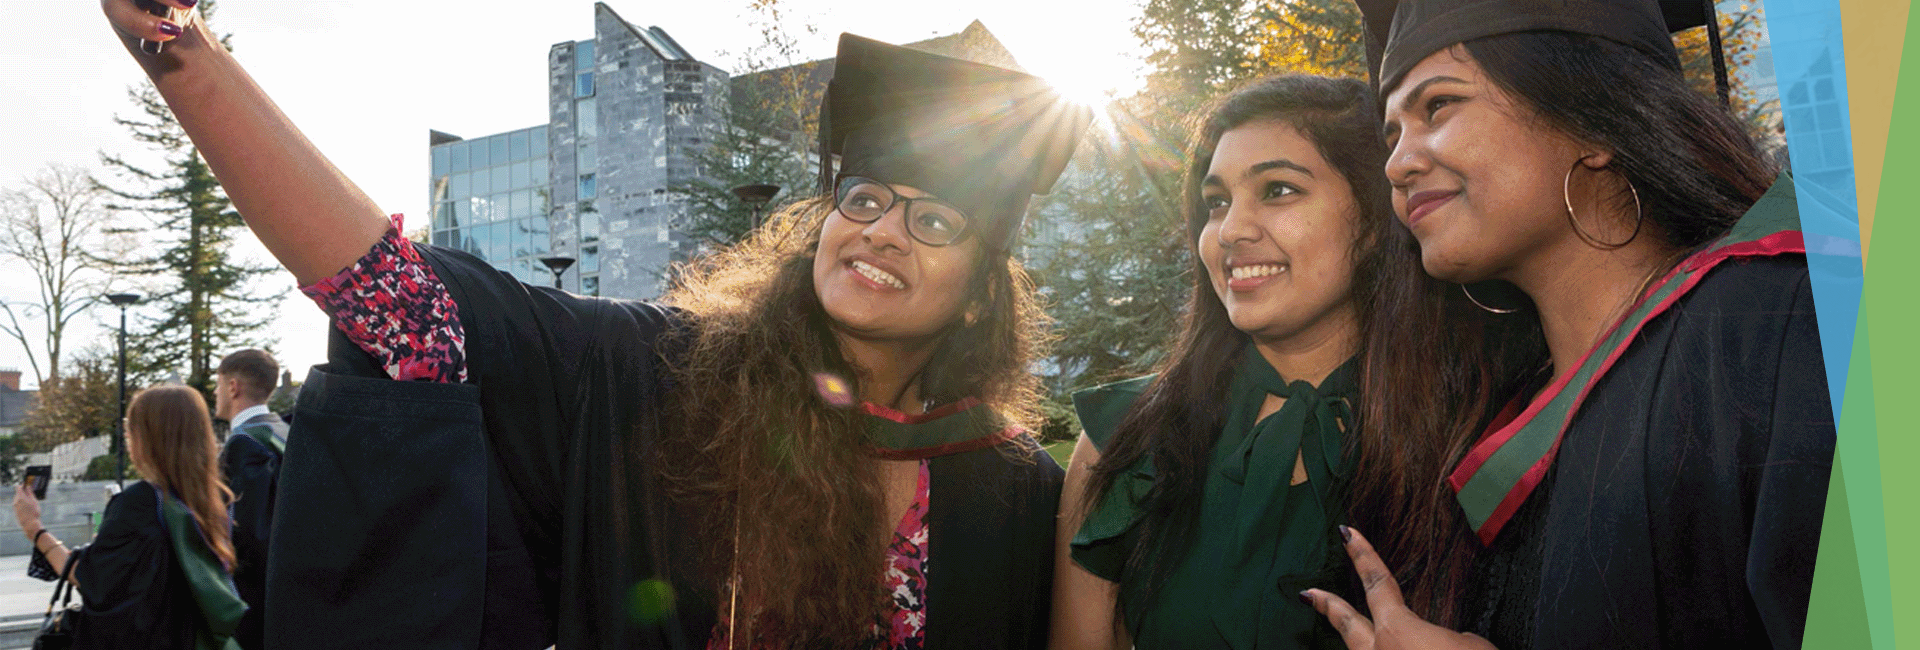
[71,481,203,650]
[265,244,1062,649]
[222,413,285,650]
[1451,182,1832,649]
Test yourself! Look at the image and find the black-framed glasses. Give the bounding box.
[833,175,972,247]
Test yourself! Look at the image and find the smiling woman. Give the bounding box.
[1296,1,1839,649]
[94,1,1092,646]
[1050,74,1519,650]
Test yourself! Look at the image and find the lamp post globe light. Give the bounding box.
[540,256,577,291]
[731,184,782,230]
[105,292,140,488]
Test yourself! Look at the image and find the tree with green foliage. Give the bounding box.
[17,349,121,454]
[97,1,280,399]
[672,0,822,250]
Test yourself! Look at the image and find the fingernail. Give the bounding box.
[157,21,183,37]
[1339,525,1353,543]
[1298,590,1314,605]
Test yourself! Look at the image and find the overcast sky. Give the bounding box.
[1,0,1146,390]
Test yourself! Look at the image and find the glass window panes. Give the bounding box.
[471,167,491,195]
[451,172,471,199]
[509,132,529,161]
[533,159,550,186]
[582,210,601,242]
[575,40,594,69]
[528,216,550,243]
[582,275,599,297]
[462,228,483,256]
[491,137,509,165]
[432,147,450,177]
[488,223,510,261]
[532,126,549,158]
[582,245,600,274]
[578,141,598,173]
[454,198,472,226]
[577,98,598,139]
[579,173,597,199]
[434,201,455,230]
[430,176,451,203]
[450,142,470,173]
[472,137,492,169]
[509,219,527,257]
[433,230,452,248]
[511,190,531,218]
[492,166,511,194]
[536,189,551,215]
[511,161,531,189]
[576,73,595,98]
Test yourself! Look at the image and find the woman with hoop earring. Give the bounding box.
[1297,1,1839,649]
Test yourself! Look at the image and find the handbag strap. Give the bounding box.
[43,549,78,619]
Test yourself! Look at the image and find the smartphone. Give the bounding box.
[23,465,51,501]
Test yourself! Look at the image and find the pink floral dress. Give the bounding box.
[302,219,932,648]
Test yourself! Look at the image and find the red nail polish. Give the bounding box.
[157,21,183,37]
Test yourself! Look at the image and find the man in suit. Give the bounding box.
[215,348,286,650]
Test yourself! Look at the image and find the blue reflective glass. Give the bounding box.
[509,132,529,161]
[432,147,449,176]
[450,142,470,173]
[575,40,595,69]
[582,245,600,273]
[579,173,597,199]
[576,72,595,98]
[511,162,530,189]
[491,137,509,166]
[532,126,549,158]
[492,166,510,195]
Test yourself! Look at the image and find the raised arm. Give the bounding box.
[101,0,389,285]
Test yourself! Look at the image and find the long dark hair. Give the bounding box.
[1080,74,1521,622]
[128,385,237,571]
[1461,32,1776,247]
[657,197,1048,646]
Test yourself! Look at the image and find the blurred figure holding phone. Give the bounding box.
[11,385,247,649]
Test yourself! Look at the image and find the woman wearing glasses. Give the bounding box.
[101,2,1089,647]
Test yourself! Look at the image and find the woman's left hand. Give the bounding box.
[1301,526,1498,650]
[12,483,42,537]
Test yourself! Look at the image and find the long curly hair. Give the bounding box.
[657,196,1050,646]
[127,384,238,571]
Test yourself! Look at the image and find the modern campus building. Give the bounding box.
[427,2,1017,299]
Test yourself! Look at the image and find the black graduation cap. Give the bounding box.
[817,33,1094,251]
[1358,0,1726,97]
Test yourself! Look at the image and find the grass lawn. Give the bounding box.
[1044,439,1074,467]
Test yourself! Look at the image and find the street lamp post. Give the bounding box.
[731,184,782,230]
[539,256,577,291]
[105,292,140,488]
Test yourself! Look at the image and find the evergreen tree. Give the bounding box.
[672,0,822,250]
[97,1,280,398]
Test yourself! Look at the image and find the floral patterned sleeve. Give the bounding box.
[299,215,469,383]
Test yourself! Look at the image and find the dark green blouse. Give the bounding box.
[1071,348,1357,649]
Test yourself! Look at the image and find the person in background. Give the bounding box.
[13,385,247,649]
[214,348,285,650]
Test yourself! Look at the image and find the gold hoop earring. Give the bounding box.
[1461,283,1519,314]
[1563,159,1643,250]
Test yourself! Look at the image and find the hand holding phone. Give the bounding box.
[23,465,51,501]
[134,0,176,54]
